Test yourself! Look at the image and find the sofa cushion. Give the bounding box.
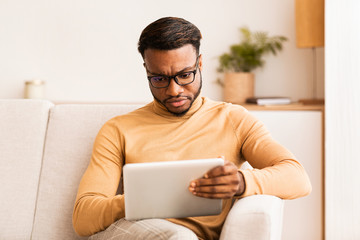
[219,195,284,240]
[31,104,142,240]
[0,100,53,239]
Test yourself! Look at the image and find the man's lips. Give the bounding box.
[165,98,189,108]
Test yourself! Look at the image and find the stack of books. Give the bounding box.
[245,97,291,105]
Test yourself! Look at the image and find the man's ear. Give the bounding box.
[198,54,203,71]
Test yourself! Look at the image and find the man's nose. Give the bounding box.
[165,78,184,96]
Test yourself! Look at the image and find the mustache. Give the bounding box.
[164,95,191,103]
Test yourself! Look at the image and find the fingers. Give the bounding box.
[190,191,236,199]
[189,172,241,199]
[188,183,239,199]
[188,159,244,199]
[204,160,237,178]
[193,174,240,187]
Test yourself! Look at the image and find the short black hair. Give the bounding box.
[138,17,202,58]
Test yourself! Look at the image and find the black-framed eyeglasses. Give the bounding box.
[146,56,200,88]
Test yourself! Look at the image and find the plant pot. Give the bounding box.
[223,72,254,104]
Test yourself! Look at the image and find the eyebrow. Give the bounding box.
[146,64,195,76]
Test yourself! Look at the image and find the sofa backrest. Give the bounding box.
[0,100,53,239]
[31,103,142,240]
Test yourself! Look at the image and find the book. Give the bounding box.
[246,97,291,105]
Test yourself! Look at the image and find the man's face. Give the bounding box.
[143,44,203,116]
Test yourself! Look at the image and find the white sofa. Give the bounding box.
[0,99,284,240]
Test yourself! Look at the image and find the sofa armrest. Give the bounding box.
[220,195,284,240]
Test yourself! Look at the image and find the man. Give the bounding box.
[73,17,311,240]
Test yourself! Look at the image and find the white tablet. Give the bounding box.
[123,158,224,221]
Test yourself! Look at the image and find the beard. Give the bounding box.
[152,71,202,117]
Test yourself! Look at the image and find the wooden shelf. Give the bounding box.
[240,103,324,111]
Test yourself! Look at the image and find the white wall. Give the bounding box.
[325,0,360,239]
[0,0,323,103]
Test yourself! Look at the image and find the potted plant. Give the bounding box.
[217,27,287,103]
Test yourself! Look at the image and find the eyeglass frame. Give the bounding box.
[145,55,200,89]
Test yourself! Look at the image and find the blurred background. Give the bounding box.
[0,0,324,103]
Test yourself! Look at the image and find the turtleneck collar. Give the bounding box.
[152,96,204,119]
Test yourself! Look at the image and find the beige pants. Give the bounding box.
[89,218,199,240]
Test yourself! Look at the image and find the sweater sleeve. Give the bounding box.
[72,119,125,236]
[229,107,312,199]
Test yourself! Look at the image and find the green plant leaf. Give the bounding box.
[217,27,288,73]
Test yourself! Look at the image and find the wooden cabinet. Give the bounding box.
[244,104,324,240]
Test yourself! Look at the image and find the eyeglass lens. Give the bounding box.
[149,71,195,88]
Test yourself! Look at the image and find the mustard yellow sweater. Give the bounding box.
[73,96,311,239]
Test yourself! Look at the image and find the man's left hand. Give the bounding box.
[188,159,245,199]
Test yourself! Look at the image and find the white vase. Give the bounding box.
[24,80,45,99]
